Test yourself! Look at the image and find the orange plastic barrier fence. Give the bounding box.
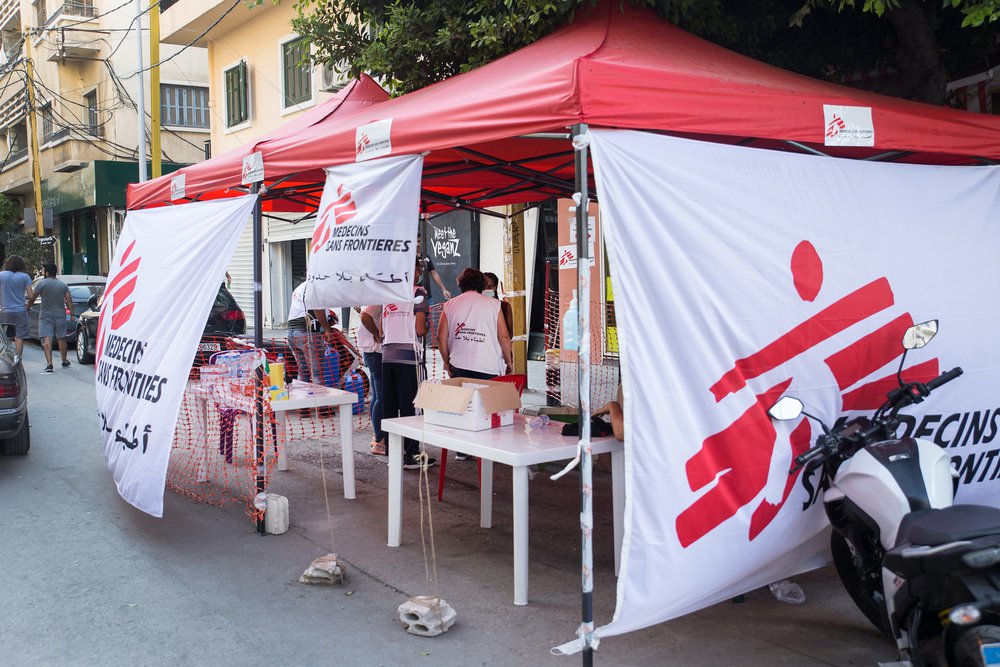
[168,317,450,519]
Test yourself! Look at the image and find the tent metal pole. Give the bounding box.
[251,184,266,535]
[572,122,595,666]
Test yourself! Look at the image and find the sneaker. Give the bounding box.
[44,365,53,373]
[61,361,71,368]
[454,452,469,461]
[403,456,438,470]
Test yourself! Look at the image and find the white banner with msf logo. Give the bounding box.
[588,130,1000,638]
[305,154,423,309]
[96,195,256,517]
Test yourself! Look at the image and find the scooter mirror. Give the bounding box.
[902,320,938,350]
[768,396,803,421]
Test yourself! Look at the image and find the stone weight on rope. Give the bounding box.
[299,553,347,585]
[397,596,456,637]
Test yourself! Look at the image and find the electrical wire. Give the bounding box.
[120,0,241,79]
[103,0,159,62]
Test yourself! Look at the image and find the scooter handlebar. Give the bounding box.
[926,367,963,392]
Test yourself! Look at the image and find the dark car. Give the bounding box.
[27,275,106,342]
[0,326,29,455]
[75,283,246,364]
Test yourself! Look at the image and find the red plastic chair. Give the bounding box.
[438,374,528,501]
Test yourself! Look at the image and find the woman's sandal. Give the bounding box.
[370,440,387,456]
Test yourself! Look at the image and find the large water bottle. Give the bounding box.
[322,345,341,387]
[343,371,366,414]
[562,289,579,351]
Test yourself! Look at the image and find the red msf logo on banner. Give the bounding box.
[311,184,358,254]
[826,114,846,138]
[96,240,141,364]
[356,133,370,157]
[675,241,940,548]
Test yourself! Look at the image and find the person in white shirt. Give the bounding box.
[358,304,385,455]
[379,259,436,469]
[287,281,335,384]
[437,268,513,381]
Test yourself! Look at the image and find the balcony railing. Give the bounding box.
[60,0,98,17]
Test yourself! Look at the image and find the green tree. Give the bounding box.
[6,233,48,276]
[291,0,998,103]
[0,194,19,232]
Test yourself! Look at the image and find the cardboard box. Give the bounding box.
[415,379,522,431]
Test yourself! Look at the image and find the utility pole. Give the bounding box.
[503,203,528,375]
[23,33,44,236]
[133,0,147,182]
[149,0,160,178]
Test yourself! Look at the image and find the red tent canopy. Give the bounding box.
[128,74,390,211]
[128,2,1000,211]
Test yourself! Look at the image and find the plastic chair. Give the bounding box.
[438,374,528,502]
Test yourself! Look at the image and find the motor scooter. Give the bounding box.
[768,320,1000,667]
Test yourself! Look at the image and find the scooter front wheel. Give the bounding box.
[952,625,1000,667]
[831,531,892,637]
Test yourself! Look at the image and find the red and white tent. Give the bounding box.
[128,2,1000,212]
[121,2,1000,657]
[129,74,390,211]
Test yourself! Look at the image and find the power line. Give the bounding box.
[120,0,241,79]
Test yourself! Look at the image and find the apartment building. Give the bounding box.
[159,0,350,328]
[0,0,208,274]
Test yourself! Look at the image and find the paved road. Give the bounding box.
[1,341,895,666]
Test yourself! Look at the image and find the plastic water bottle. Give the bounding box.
[768,579,806,605]
[562,289,579,351]
[322,345,340,387]
[343,371,366,414]
[528,414,550,429]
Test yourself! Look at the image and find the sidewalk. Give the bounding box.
[242,335,891,664]
[257,418,892,666]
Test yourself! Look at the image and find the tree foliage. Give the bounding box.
[291,0,999,103]
[0,194,19,231]
[6,233,47,275]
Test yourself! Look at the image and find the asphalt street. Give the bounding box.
[1,340,896,666]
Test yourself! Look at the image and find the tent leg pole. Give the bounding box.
[572,122,595,666]
[252,184,266,535]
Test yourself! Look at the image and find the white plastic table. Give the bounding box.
[189,379,359,499]
[381,413,624,605]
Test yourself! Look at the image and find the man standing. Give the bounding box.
[0,255,34,357]
[287,280,335,383]
[28,263,72,371]
[416,233,451,305]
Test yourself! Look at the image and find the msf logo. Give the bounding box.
[674,240,940,548]
[96,240,141,363]
[356,132,371,157]
[311,184,358,254]
[826,114,847,139]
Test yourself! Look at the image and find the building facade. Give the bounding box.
[160,0,349,329]
[0,0,209,274]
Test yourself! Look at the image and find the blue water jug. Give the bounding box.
[322,345,341,387]
[344,371,366,414]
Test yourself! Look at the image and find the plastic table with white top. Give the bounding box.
[189,379,359,498]
[381,413,624,605]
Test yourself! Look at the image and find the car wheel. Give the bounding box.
[76,328,94,364]
[0,413,29,455]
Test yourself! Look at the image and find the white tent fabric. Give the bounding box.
[589,129,1000,637]
[304,154,424,309]
[97,196,257,517]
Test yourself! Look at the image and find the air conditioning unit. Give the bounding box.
[319,64,346,93]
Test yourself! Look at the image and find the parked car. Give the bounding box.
[27,275,106,343]
[0,326,29,455]
[75,283,246,364]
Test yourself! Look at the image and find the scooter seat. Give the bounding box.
[895,505,1000,547]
